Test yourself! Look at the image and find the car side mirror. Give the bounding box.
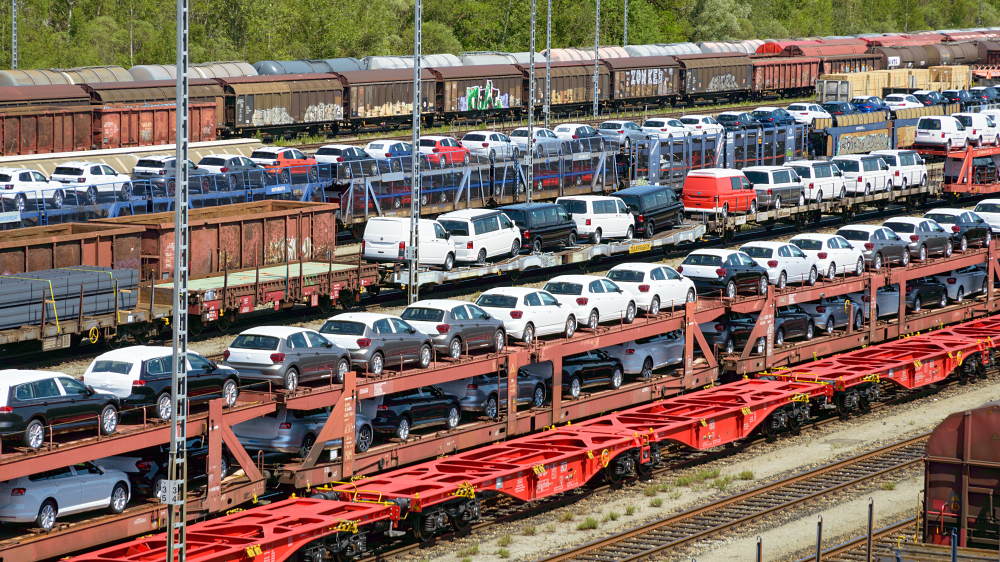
[748,182,754,188]
[794,177,801,183]
[616,288,623,293]
[326,342,333,348]
[444,232,451,239]
[409,328,417,334]
[97,465,106,475]
[86,384,96,395]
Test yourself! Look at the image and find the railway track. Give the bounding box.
[531,435,927,562]
[793,517,917,562]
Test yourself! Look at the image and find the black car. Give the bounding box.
[371,386,462,441]
[906,276,949,311]
[0,372,121,449]
[551,350,625,398]
[942,89,974,108]
[102,436,232,498]
[924,210,992,252]
[948,156,999,185]
[914,91,947,106]
[969,87,999,104]
[678,250,769,298]
[611,184,684,239]
[499,203,577,252]
[774,304,815,346]
[750,107,796,127]
[699,312,760,355]
[716,112,757,132]
[821,101,856,117]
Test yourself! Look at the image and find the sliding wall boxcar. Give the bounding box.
[337,69,435,124]
[0,85,93,155]
[214,74,345,135]
[430,65,523,118]
[82,79,226,140]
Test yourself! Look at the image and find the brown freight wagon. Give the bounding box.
[81,79,226,132]
[214,73,345,136]
[92,102,216,149]
[0,223,143,275]
[870,45,933,69]
[0,85,93,155]
[751,56,820,98]
[603,56,680,107]
[780,44,881,73]
[337,69,436,127]
[90,200,339,281]
[430,65,522,118]
[521,61,610,113]
[976,40,1000,65]
[674,53,752,102]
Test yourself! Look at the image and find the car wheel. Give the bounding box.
[284,369,299,392]
[724,337,735,354]
[446,405,460,429]
[816,191,823,205]
[588,309,599,330]
[625,225,634,240]
[443,253,455,272]
[493,330,505,352]
[901,251,909,267]
[153,474,167,502]
[391,160,402,173]
[489,149,496,163]
[510,240,520,259]
[610,366,624,389]
[298,434,316,458]
[774,196,781,210]
[798,193,805,207]
[946,240,954,257]
[940,292,949,308]
[449,338,462,360]
[921,175,927,187]
[919,245,927,261]
[759,276,768,296]
[826,317,835,335]
[749,199,758,215]
[808,266,818,286]
[591,228,602,244]
[569,377,582,398]
[649,296,660,316]
[119,183,132,201]
[686,288,696,303]
[986,231,993,248]
[100,404,118,435]
[36,500,57,531]
[51,190,63,209]
[23,418,44,449]
[775,328,785,347]
[855,258,864,276]
[532,385,545,407]
[913,296,921,312]
[755,337,766,355]
[356,425,373,453]
[864,184,871,197]
[625,301,636,324]
[565,315,576,338]
[222,378,239,407]
[721,203,729,218]
[873,253,883,271]
[476,249,487,265]
[108,482,128,514]
[827,263,836,280]
[15,194,27,213]
[645,220,655,239]
[726,280,737,299]
[86,186,98,205]
[156,392,172,420]
[840,187,846,200]
[280,170,290,184]
[777,271,787,290]
[370,352,384,376]
[485,395,499,419]
[983,277,990,295]
[523,323,535,345]
[308,168,319,183]
[418,344,432,368]
[395,417,411,441]
[961,236,968,252]
[805,322,814,341]
[220,456,228,479]
[956,287,965,303]
[854,310,863,331]
[568,231,576,247]
[532,238,542,254]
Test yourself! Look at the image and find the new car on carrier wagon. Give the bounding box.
[318,313,434,376]
[474,288,576,344]
[370,387,462,441]
[400,299,506,358]
[223,327,352,392]
[0,462,130,531]
[606,263,696,315]
[678,249,769,298]
[835,225,910,270]
[543,275,637,329]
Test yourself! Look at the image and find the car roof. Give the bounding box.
[481,287,540,297]
[685,168,745,178]
[251,146,283,154]
[679,114,710,119]
[319,144,357,150]
[883,217,925,225]
[0,370,73,390]
[0,167,32,173]
[238,326,314,338]
[512,127,555,132]
[438,209,500,219]
[407,299,468,311]
[717,111,749,115]
[613,184,673,195]
[741,241,789,249]
[548,274,606,284]
[831,154,867,160]
[327,313,396,325]
[610,263,660,272]
[838,225,881,232]
[753,106,780,111]
[203,153,244,159]
[56,161,102,167]
[978,198,1000,204]
[925,208,965,215]
[557,195,621,201]
[93,345,178,363]
[913,90,935,94]
[136,154,174,161]
[742,165,784,172]
[464,130,502,135]
[790,233,839,241]
[601,120,630,124]
[420,135,455,141]
[554,123,587,127]
[688,249,739,258]
[499,202,558,210]
[784,160,830,167]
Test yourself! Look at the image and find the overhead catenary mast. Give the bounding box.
[408,0,422,304]
[527,0,535,202]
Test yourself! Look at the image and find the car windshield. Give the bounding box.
[315,148,342,156]
[199,157,226,166]
[832,159,859,172]
[607,270,644,282]
[790,239,822,251]
[230,334,280,350]
[400,308,445,322]
[976,203,1000,213]
[318,320,366,336]
[136,159,166,168]
[501,209,525,225]
[249,151,277,160]
[838,230,871,241]
[924,213,956,225]
[741,246,773,258]
[743,171,769,184]
[918,119,941,130]
[543,282,583,295]
[476,294,518,308]
[618,195,640,213]
[53,167,84,175]
[90,360,133,374]
[438,220,470,236]
[682,254,723,266]
[560,200,587,214]
[510,130,528,137]
[884,222,914,233]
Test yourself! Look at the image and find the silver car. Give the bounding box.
[509,127,566,158]
[233,406,375,457]
[743,166,806,209]
[882,217,952,261]
[934,266,989,302]
[798,295,863,334]
[318,313,434,376]
[597,120,648,151]
[399,300,507,359]
[836,225,910,270]
[0,462,130,531]
[223,326,353,392]
[601,331,684,378]
[438,367,548,419]
[847,284,901,320]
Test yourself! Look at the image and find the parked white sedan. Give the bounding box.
[884,94,923,110]
[640,118,691,138]
[606,263,696,315]
[601,330,684,378]
[543,275,637,329]
[0,462,130,531]
[973,199,1000,232]
[786,103,831,125]
[474,288,576,344]
[740,241,820,288]
[789,234,866,279]
[460,131,518,162]
[679,115,725,135]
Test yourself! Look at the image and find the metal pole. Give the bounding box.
[756,536,762,562]
[866,497,874,562]
[167,0,190,555]
[622,0,628,47]
[815,515,823,562]
[408,0,421,305]
[592,0,600,118]
[544,0,551,130]
[10,0,16,69]
[527,0,535,203]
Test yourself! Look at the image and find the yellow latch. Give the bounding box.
[453,482,476,499]
[790,393,809,402]
[741,407,752,415]
[700,419,708,426]
[586,450,594,459]
[532,465,546,476]
[862,374,880,383]
[914,359,923,368]
[335,520,359,534]
[245,545,263,557]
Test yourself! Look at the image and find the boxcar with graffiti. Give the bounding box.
[216,74,344,136]
[675,54,753,102]
[338,69,436,128]
[604,56,680,107]
[432,65,522,118]
[526,61,610,112]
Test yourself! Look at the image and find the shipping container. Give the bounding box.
[214,74,345,135]
[93,102,216,148]
[0,223,144,275]
[337,69,435,125]
[521,61,610,111]
[603,56,680,106]
[675,54,753,100]
[751,57,820,96]
[429,65,523,117]
[91,200,339,281]
[253,58,364,75]
[0,106,93,155]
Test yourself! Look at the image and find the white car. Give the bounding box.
[437,209,521,264]
[679,115,725,135]
[313,144,370,166]
[606,263,696,315]
[362,217,456,269]
[552,123,601,141]
[883,94,923,110]
[509,127,564,158]
[783,160,846,204]
[0,462,130,531]
[914,116,967,150]
[786,103,831,125]
[871,150,928,189]
[973,199,1000,232]
[474,287,576,344]
[49,161,134,203]
[640,118,691,137]
[542,275,637,329]
[555,195,634,243]
[953,113,1000,146]
[460,131,518,162]
[789,234,866,279]
[364,140,414,173]
[831,154,892,196]
[601,331,684,378]
[0,167,68,211]
[740,241,820,288]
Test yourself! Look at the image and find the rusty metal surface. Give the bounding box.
[0,223,144,275]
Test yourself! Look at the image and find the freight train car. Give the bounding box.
[675,53,753,103]
[214,73,344,137]
[750,56,820,98]
[604,56,680,107]
[337,68,436,129]
[430,64,523,119]
[778,44,881,73]
[0,85,93,155]
[525,60,610,113]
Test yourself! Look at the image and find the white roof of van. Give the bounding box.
[687,169,745,178]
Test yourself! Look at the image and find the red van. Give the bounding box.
[682,169,757,217]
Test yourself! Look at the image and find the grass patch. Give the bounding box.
[881,482,897,490]
[625,505,637,516]
[523,525,537,536]
[577,517,599,530]
[713,475,735,491]
[498,534,512,547]
[649,497,663,507]
[694,468,721,482]
[545,524,556,533]
[644,486,659,497]
[558,511,575,522]
[657,482,674,492]
[497,548,510,558]
[738,470,755,481]
[669,490,683,500]
[602,512,619,522]
[462,557,471,562]
[675,475,694,487]
[458,545,480,556]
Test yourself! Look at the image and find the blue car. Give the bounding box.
[750,107,796,128]
[850,96,891,115]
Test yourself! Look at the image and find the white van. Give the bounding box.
[953,113,1000,147]
[914,116,967,150]
[555,195,634,243]
[830,154,892,196]
[783,160,846,204]
[437,209,521,264]
[362,217,457,270]
[871,150,928,189]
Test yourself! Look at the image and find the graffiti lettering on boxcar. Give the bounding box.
[706,73,739,92]
[461,80,508,112]
[836,130,890,155]
[358,102,415,119]
[251,107,294,126]
[304,103,343,122]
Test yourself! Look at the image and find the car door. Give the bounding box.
[919,220,943,254]
[483,215,503,257]
[36,377,77,428]
[879,228,905,262]
[785,243,812,282]
[187,352,225,397]
[601,279,630,320]
[72,462,111,507]
[371,318,401,367]
[39,466,83,513]
[55,376,103,426]
[284,332,316,379]
[465,304,493,348]
[447,304,475,349]
[305,331,338,377]
[390,318,422,362]
[535,291,566,334]
[426,386,454,423]
[498,212,518,250]
[554,206,574,243]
